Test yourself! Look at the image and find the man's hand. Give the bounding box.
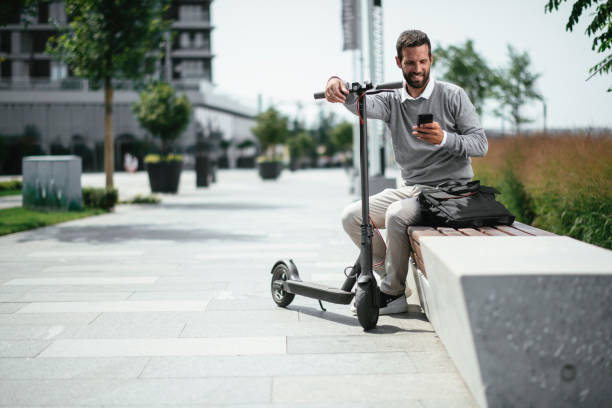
[325,77,349,103]
[412,122,444,145]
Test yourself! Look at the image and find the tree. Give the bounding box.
[545,0,612,91]
[132,82,191,156]
[46,0,170,188]
[493,45,543,133]
[251,108,289,159]
[435,39,497,115]
[331,121,353,153]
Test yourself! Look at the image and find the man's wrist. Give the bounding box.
[437,131,448,147]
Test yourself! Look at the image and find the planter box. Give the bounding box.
[146,160,182,193]
[258,161,283,180]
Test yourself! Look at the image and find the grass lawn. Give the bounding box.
[0,207,106,236]
[0,190,20,197]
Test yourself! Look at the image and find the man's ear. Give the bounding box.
[395,56,401,69]
[430,54,434,66]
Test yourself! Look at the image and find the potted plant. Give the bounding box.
[251,107,288,180]
[132,82,191,193]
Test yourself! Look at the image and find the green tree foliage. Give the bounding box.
[545,0,612,91]
[435,40,497,115]
[493,45,543,133]
[288,132,314,164]
[46,0,171,188]
[132,82,192,156]
[315,109,338,158]
[331,121,353,153]
[251,108,289,159]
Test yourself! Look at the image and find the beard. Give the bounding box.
[403,68,430,89]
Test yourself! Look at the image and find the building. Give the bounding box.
[0,0,256,175]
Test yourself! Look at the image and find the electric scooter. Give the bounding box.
[269,80,402,331]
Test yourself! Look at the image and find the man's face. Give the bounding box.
[395,44,433,89]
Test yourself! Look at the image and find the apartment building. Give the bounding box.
[0,0,255,174]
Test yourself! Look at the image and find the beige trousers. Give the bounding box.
[341,184,423,296]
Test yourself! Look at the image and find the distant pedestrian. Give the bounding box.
[124,153,138,173]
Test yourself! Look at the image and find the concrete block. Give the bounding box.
[22,155,82,210]
[417,236,612,408]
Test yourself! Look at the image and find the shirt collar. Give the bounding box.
[401,77,435,101]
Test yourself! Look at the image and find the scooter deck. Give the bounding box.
[285,280,354,305]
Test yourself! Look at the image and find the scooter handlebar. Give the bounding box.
[374,81,403,90]
[313,81,403,100]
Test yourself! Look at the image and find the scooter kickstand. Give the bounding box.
[318,300,327,312]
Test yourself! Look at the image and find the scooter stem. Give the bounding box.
[358,90,373,278]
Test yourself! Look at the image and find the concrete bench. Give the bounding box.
[406,223,612,408]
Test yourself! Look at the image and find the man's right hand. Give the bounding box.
[325,77,349,103]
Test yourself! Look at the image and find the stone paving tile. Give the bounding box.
[0,357,149,379]
[408,351,461,374]
[0,302,26,313]
[287,333,446,354]
[16,292,133,302]
[0,340,52,357]
[17,300,209,314]
[0,378,271,406]
[140,352,416,378]
[0,313,100,326]
[38,337,286,357]
[54,311,197,339]
[272,373,471,404]
[0,325,69,340]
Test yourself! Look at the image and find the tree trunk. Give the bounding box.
[104,78,114,189]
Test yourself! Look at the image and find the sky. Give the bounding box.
[210,0,611,130]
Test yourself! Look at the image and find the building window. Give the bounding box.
[0,32,11,53]
[0,60,12,78]
[180,32,190,48]
[33,31,54,53]
[179,5,202,22]
[30,60,50,78]
[38,3,49,23]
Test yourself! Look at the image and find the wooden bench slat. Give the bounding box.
[512,221,556,236]
[495,225,532,236]
[437,227,464,236]
[478,227,510,236]
[409,227,444,242]
[457,228,486,236]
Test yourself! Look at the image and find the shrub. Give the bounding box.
[124,194,160,204]
[82,187,118,210]
[0,179,22,191]
[472,133,612,249]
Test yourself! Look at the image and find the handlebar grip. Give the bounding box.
[375,81,403,90]
[314,91,326,100]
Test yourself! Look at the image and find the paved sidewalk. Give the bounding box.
[0,169,476,407]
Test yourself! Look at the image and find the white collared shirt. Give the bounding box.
[401,78,447,147]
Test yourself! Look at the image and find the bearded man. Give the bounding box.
[324,29,488,315]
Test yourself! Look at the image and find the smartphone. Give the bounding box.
[417,113,433,127]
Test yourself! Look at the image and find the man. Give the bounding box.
[325,30,487,315]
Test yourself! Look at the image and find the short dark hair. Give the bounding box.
[396,30,431,61]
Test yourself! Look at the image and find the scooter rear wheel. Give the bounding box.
[271,262,295,307]
[355,282,379,330]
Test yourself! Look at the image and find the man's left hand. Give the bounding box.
[412,122,444,145]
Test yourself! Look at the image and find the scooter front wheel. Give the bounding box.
[271,262,295,308]
[355,281,379,330]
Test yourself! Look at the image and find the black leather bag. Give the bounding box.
[418,180,515,228]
